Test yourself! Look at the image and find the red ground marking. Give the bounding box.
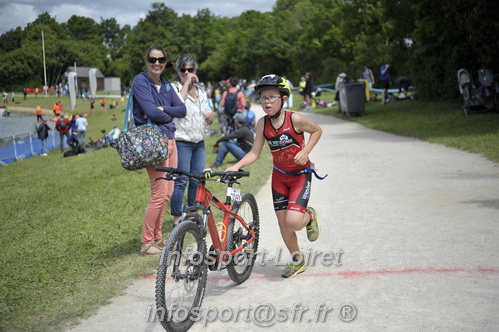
[141,267,499,280]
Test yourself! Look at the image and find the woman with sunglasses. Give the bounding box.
[132,44,187,255]
[170,55,214,226]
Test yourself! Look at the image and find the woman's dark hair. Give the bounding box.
[143,44,173,69]
[230,77,238,87]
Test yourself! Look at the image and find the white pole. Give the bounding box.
[74,61,78,95]
[68,72,77,112]
[42,31,48,97]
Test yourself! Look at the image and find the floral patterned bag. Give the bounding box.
[112,88,168,171]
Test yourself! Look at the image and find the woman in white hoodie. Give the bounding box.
[170,55,214,225]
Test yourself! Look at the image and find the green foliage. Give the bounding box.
[0,0,497,101]
[0,27,25,53]
[409,0,499,100]
[100,18,130,62]
[0,13,99,87]
[64,15,103,44]
[25,12,67,39]
[0,48,37,90]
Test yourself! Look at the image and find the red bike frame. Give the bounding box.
[194,182,256,261]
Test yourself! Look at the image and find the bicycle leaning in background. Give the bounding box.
[154,167,260,332]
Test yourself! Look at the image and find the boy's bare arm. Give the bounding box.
[292,114,323,165]
[226,118,265,171]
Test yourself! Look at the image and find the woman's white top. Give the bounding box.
[171,81,212,143]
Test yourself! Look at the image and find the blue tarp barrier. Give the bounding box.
[0,131,61,165]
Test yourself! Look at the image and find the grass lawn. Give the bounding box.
[7,91,120,112]
[0,103,272,331]
[1,93,498,331]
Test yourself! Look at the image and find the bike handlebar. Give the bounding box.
[155,166,250,181]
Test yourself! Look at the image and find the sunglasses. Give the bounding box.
[147,57,167,64]
[180,68,195,73]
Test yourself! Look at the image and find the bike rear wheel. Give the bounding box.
[226,192,259,284]
[155,220,207,332]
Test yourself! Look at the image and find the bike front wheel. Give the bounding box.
[155,220,207,332]
[226,192,260,284]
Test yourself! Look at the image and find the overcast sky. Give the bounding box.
[0,0,277,35]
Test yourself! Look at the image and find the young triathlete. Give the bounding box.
[226,74,323,278]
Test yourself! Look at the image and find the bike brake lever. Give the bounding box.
[155,174,175,181]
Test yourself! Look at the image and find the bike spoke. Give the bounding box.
[226,193,260,284]
[155,221,207,331]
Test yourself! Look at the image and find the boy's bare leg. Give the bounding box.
[276,210,311,258]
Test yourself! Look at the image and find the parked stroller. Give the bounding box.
[457,68,499,116]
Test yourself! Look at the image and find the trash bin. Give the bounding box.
[339,82,366,116]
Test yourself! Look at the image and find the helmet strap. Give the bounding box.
[270,93,285,120]
[270,109,281,120]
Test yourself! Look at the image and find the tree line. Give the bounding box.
[0,0,496,101]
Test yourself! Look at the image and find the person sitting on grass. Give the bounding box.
[209,112,254,169]
[107,125,121,145]
[226,74,324,278]
[66,129,85,155]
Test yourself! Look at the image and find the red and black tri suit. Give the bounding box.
[263,110,311,213]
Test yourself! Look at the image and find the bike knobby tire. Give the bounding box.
[155,220,207,332]
[226,192,260,284]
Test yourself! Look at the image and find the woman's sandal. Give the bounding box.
[140,243,161,255]
[154,237,166,248]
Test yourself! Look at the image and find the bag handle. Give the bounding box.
[123,86,134,133]
[123,79,152,133]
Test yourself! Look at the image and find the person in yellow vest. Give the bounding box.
[361,65,375,102]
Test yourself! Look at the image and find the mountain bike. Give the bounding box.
[154,167,259,332]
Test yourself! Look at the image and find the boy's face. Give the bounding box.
[260,89,288,116]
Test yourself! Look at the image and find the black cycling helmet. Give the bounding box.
[254,74,291,96]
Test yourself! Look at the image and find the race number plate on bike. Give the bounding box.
[228,188,242,201]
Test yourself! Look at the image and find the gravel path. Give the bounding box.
[67,106,499,331]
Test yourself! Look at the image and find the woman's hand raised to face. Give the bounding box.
[185,72,199,86]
